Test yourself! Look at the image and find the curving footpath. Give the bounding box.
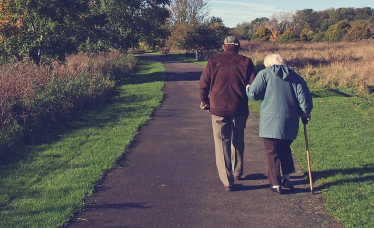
[68,54,341,228]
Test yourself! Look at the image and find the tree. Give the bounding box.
[134,1,170,50]
[0,0,171,64]
[231,22,251,40]
[343,20,372,41]
[0,0,91,65]
[292,9,319,36]
[354,7,373,20]
[272,11,297,33]
[167,0,225,51]
[336,7,355,21]
[166,22,190,49]
[166,17,227,51]
[319,8,340,31]
[91,0,170,52]
[207,16,229,48]
[168,0,209,25]
[232,17,269,40]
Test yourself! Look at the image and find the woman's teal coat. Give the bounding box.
[246,65,313,140]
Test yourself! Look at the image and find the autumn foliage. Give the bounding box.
[233,7,374,43]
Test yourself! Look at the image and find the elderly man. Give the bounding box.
[199,36,257,191]
[246,54,313,194]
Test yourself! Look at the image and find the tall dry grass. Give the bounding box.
[0,50,138,147]
[240,40,374,94]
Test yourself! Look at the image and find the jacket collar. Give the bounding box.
[223,46,239,54]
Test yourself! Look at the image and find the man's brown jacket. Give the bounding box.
[199,47,256,116]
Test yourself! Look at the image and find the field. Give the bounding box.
[240,40,374,95]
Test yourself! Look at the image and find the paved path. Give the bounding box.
[68,55,341,228]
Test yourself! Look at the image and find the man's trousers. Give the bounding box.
[211,115,248,186]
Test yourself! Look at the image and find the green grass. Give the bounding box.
[167,52,208,67]
[0,57,165,228]
[249,83,374,228]
[291,95,374,228]
[174,52,374,227]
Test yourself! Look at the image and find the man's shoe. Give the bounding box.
[270,186,283,194]
[224,185,233,191]
[234,175,241,181]
[282,179,294,190]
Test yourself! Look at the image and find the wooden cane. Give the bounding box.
[303,123,314,194]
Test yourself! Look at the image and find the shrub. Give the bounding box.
[311,31,326,42]
[251,27,272,41]
[324,20,350,41]
[299,24,316,41]
[278,29,295,43]
[0,50,137,148]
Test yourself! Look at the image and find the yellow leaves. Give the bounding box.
[269,30,281,42]
[15,16,24,28]
[0,0,8,12]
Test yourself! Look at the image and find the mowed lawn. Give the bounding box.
[291,94,374,227]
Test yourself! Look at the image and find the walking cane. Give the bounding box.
[303,122,314,194]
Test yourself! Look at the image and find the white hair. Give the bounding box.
[263,54,287,68]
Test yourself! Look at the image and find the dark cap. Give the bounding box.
[224,36,240,46]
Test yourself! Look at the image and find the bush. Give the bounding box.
[299,24,316,41]
[324,20,350,41]
[278,29,295,43]
[311,31,326,42]
[0,50,138,148]
[251,27,272,41]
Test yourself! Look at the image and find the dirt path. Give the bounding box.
[67,54,341,228]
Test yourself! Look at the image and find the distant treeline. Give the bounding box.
[0,0,170,65]
[231,7,374,42]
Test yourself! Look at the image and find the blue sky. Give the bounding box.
[209,0,374,27]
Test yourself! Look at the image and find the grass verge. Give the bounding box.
[0,57,165,228]
[250,87,374,227]
[291,95,374,227]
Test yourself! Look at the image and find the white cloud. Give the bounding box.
[210,8,272,20]
[210,0,282,13]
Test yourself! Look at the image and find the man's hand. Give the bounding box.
[200,102,210,111]
[300,113,311,125]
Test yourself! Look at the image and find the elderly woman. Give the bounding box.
[246,54,313,194]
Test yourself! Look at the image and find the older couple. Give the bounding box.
[199,36,313,194]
